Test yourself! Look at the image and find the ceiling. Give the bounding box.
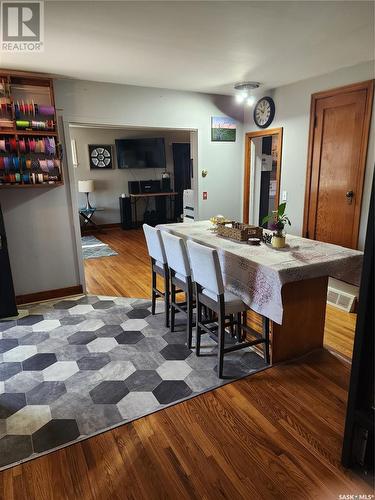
[1,1,374,95]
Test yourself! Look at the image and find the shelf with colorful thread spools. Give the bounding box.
[16,120,55,131]
[14,102,55,132]
[0,136,57,155]
[0,134,62,186]
[0,69,63,188]
[0,155,62,186]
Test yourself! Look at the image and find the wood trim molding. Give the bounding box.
[303,79,374,247]
[81,223,121,232]
[16,285,83,305]
[243,127,283,224]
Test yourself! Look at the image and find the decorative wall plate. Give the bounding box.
[89,145,113,169]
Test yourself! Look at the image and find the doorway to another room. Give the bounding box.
[68,125,195,297]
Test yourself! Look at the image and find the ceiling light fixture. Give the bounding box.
[246,96,256,106]
[234,81,260,107]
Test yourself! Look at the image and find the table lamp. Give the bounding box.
[78,180,95,210]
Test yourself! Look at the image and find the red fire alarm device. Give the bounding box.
[203,191,208,200]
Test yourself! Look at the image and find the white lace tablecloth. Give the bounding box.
[158,220,363,324]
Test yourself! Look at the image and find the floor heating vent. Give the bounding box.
[327,279,358,313]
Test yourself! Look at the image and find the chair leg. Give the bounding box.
[164,272,170,328]
[186,280,193,349]
[170,281,176,332]
[263,316,270,364]
[217,300,225,378]
[236,312,242,342]
[196,290,203,356]
[151,269,156,315]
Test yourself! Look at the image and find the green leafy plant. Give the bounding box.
[262,202,291,234]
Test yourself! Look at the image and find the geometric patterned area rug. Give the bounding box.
[0,295,267,470]
[81,235,118,259]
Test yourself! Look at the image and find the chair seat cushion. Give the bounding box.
[202,288,248,314]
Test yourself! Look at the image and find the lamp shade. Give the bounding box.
[78,180,94,193]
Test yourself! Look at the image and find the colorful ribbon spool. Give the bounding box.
[38,105,55,116]
[16,120,30,129]
[18,138,26,153]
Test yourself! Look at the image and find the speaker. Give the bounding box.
[140,180,161,193]
[128,181,140,194]
[155,196,167,224]
[0,203,18,318]
[161,177,171,192]
[119,196,132,230]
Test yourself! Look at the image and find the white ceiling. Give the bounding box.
[1,1,374,95]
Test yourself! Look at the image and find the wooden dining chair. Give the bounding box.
[186,239,270,378]
[142,224,170,327]
[161,230,194,349]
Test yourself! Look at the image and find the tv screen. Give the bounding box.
[115,138,166,169]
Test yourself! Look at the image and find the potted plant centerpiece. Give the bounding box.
[262,202,291,248]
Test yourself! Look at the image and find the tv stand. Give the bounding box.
[130,192,178,226]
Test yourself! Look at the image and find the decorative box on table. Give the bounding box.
[217,222,263,241]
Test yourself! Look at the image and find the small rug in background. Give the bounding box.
[81,235,118,259]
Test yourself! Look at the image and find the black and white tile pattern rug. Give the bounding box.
[0,295,267,470]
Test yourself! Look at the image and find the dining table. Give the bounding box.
[157,220,363,364]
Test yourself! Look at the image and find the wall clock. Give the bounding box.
[89,145,113,169]
[253,97,275,129]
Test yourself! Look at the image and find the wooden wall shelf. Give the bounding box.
[0,182,64,190]
[0,129,57,136]
[0,70,63,189]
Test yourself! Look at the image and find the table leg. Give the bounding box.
[79,212,103,232]
[270,276,328,363]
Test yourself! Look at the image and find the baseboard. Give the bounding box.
[16,285,83,305]
[81,223,121,232]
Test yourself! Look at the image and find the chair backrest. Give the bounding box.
[161,231,191,277]
[142,224,167,264]
[186,240,224,295]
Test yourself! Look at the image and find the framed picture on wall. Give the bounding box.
[89,145,113,169]
[211,116,236,142]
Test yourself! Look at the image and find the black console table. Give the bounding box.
[130,192,178,226]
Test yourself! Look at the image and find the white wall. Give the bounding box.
[0,172,79,296]
[245,61,375,249]
[1,80,244,296]
[70,127,190,224]
[57,79,244,221]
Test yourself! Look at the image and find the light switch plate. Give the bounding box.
[282,190,288,202]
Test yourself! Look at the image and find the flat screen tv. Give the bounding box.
[115,138,166,169]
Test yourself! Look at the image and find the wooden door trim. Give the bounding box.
[303,80,374,247]
[243,127,283,224]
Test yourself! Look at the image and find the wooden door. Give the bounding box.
[304,80,373,248]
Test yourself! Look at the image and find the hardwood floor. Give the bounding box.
[0,350,370,499]
[324,305,356,359]
[84,228,357,359]
[84,228,151,298]
[0,227,364,499]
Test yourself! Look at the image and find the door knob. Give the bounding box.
[346,190,354,204]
